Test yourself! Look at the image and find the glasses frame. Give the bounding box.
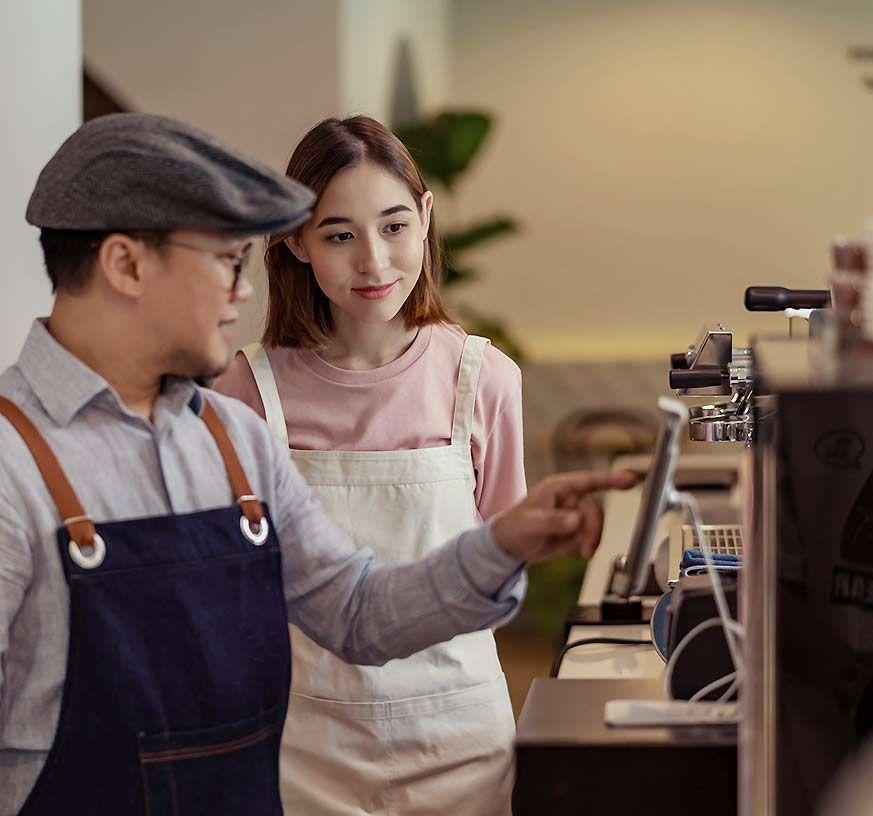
[162,238,253,295]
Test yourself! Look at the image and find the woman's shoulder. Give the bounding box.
[211,349,264,416]
[430,322,522,397]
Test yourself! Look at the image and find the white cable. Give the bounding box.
[689,671,737,703]
[676,491,745,678]
[663,615,743,699]
[683,565,741,576]
[715,676,740,703]
[661,491,745,702]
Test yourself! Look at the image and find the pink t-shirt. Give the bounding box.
[213,322,526,522]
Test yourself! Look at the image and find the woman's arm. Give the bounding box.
[474,348,527,520]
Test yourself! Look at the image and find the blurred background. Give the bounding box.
[4,0,873,713]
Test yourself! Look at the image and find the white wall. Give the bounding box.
[83,0,342,345]
[340,0,450,122]
[0,1,81,369]
[450,0,873,359]
[83,0,452,346]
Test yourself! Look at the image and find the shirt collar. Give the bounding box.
[16,320,199,426]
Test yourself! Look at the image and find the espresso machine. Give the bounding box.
[670,280,873,815]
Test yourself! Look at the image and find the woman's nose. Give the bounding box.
[355,235,388,276]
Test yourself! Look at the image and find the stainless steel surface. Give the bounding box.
[740,431,778,816]
[611,397,687,598]
[689,413,754,443]
[684,524,744,556]
[672,324,757,445]
[675,324,735,397]
[688,389,755,445]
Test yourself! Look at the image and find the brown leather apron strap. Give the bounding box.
[0,396,96,548]
[200,398,265,527]
[0,395,264,553]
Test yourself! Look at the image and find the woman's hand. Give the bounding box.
[491,470,637,562]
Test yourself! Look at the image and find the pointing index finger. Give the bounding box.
[550,469,638,496]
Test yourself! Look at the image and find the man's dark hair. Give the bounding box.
[39,229,168,293]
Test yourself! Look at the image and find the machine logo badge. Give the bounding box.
[815,430,865,470]
[832,568,873,609]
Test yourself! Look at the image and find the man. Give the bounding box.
[0,113,633,815]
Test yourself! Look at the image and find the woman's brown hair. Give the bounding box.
[263,116,450,348]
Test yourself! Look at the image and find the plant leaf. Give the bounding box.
[443,217,519,256]
[395,112,492,190]
[442,263,477,287]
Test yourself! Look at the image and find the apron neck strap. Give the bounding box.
[451,335,490,446]
[240,343,289,449]
[200,398,264,527]
[0,395,265,544]
[0,396,97,548]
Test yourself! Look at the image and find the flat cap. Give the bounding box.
[26,112,315,234]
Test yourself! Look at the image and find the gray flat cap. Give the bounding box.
[26,112,315,234]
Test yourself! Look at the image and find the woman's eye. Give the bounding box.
[385,222,407,235]
[328,232,354,243]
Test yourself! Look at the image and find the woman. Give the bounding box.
[214,115,525,816]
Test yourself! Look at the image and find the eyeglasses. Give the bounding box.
[163,239,253,295]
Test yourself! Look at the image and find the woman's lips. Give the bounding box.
[352,281,398,300]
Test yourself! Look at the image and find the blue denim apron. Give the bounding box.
[0,396,291,815]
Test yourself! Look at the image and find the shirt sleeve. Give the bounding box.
[473,351,527,521]
[211,351,267,421]
[0,473,34,707]
[269,440,526,666]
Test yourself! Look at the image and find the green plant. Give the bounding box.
[522,555,588,635]
[394,112,524,360]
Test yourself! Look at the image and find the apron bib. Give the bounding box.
[243,336,515,816]
[0,396,291,816]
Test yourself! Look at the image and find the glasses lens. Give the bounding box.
[232,248,252,293]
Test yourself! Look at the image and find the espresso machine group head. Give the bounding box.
[669,324,754,444]
[667,287,830,445]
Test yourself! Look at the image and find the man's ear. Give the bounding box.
[284,232,310,264]
[96,234,148,298]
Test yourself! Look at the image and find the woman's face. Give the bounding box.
[287,161,432,329]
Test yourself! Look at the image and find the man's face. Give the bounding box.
[141,230,255,379]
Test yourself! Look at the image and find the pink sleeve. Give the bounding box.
[472,349,527,521]
[211,351,267,421]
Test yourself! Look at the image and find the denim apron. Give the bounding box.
[0,395,291,816]
[242,337,515,816]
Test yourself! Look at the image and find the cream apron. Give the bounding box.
[242,336,515,816]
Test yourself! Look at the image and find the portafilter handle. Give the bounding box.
[669,368,724,390]
[744,286,830,312]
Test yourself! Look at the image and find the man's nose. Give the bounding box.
[232,273,255,302]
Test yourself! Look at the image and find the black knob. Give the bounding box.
[670,352,690,369]
[744,286,830,311]
[669,368,724,389]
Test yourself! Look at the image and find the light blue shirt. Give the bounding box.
[0,320,525,814]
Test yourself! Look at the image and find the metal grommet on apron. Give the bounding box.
[67,532,106,569]
[0,395,291,815]
[242,338,516,816]
[237,495,270,545]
